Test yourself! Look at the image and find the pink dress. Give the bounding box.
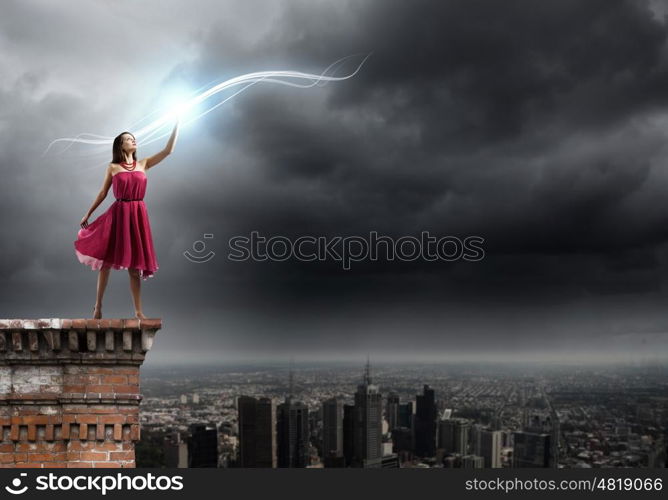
[74,170,158,280]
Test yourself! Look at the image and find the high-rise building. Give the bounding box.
[164,431,188,468]
[414,385,437,457]
[525,413,559,468]
[362,454,401,468]
[343,403,356,467]
[351,358,383,467]
[398,401,414,429]
[238,396,277,468]
[391,426,413,455]
[277,397,310,468]
[513,431,551,468]
[462,455,484,468]
[385,393,400,431]
[188,423,218,467]
[471,427,502,468]
[438,418,471,455]
[481,429,502,468]
[322,397,344,460]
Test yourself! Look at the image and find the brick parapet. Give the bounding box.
[0,318,160,468]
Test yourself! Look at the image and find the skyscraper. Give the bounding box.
[438,418,471,455]
[164,431,188,468]
[462,455,485,468]
[398,401,414,429]
[513,431,551,468]
[238,396,277,468]
[322,397,344,460]
[188,423,218,468]
[343,403,356,467]
[385,393,400,431]
[471,427,502,468]
[277,397,310,468]
[352,358,383,467]
[414,385,437,457]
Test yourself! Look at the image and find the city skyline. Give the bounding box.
[137,360,668,468]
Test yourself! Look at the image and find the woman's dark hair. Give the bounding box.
[111,131,137,164]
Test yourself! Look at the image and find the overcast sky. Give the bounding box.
[2,0,668,365]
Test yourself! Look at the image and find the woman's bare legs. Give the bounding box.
[128,268,146,319]
[94,267,111,319]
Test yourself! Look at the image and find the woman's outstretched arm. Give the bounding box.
[144,119,180,170]
[80,164,113,228]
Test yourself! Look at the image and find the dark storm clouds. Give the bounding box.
[2,0,668,363]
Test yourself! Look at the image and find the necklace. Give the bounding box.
[120,160,136,171]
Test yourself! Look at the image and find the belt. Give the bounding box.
[116,198,143,202]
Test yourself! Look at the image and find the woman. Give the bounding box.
[74,121,179,319]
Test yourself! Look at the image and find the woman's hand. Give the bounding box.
[80,215,90,229]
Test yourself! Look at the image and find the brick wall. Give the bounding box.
[0,318,160,468]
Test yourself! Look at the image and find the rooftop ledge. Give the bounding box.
[0,318,162,364]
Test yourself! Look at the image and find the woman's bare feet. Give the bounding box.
[135,311,146,319]
[93,305,102,319]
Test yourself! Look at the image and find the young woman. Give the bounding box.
[74,121,179,319]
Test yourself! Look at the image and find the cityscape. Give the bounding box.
[134,360,668,468]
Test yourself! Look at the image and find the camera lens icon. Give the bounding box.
[6,473,28,495]
[184,233,215,263]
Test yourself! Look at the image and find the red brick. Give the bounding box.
[42,442,67,452]
[140,318,161,329]
[108,319,123,329]
[129,425,140,441]
[43,462,69,468]
[93,462,121,468]
[80,452,107,461]
[15,443,38,452]
[86,385,114,393]
[0,453,17,463]
[91,442,123,451]
[20,416,49,425]
[101,376,127,384]
[85,319,100,329]
[67,442,90,451]
[123,319,140,329]
[71,319,87,330]
[75,415,98,425]
[28,452,67,462]
[17,407,40,416]
[99,415,126,425]
[109,451,134,461]
[118,406,140,414]
[84,367,115,375]
[112,385,138,394]
[67,462,93,468]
